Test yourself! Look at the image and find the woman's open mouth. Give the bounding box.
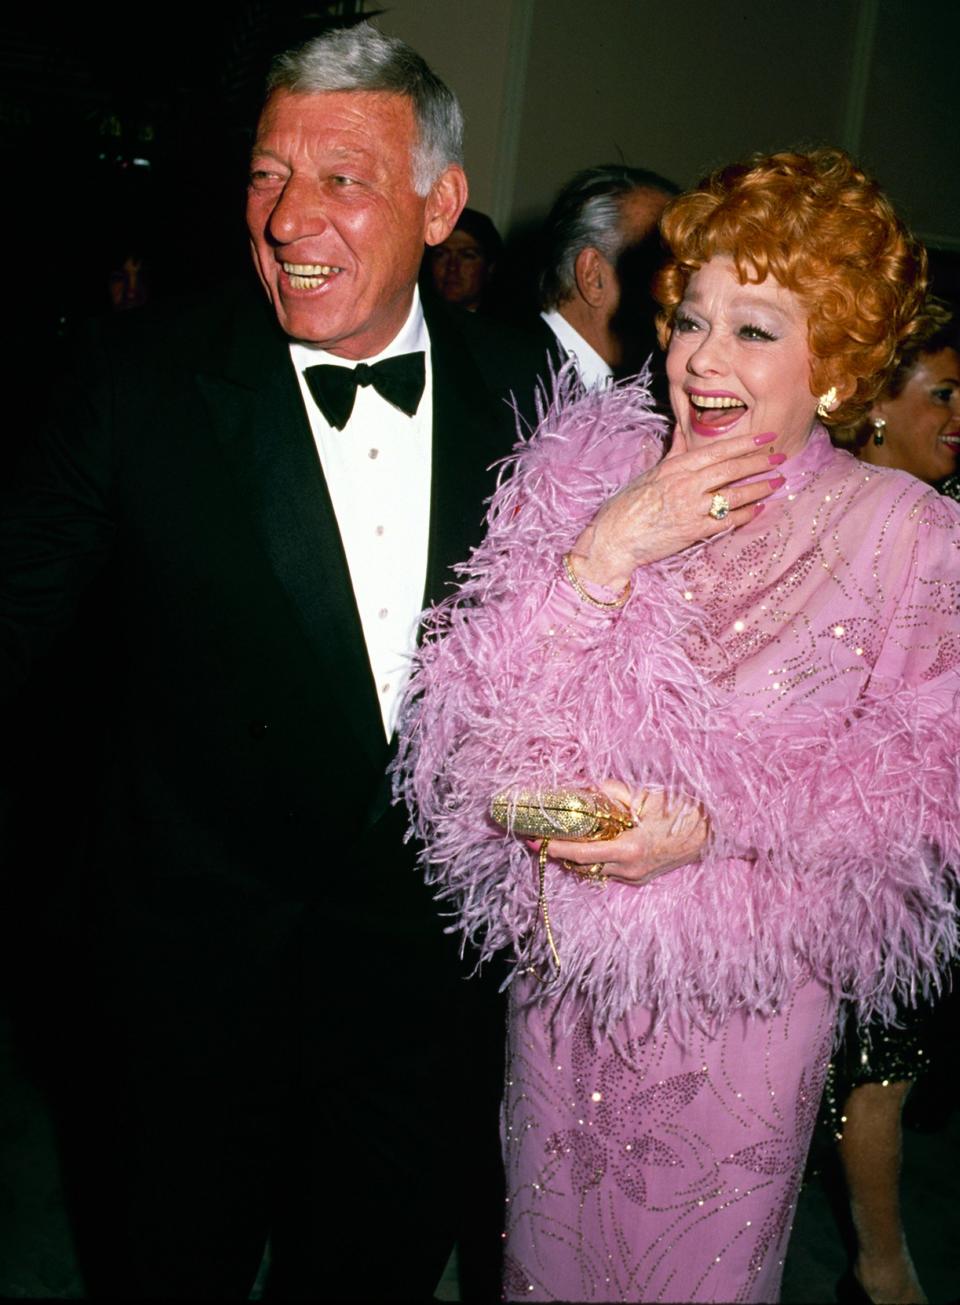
[688,391,748,437]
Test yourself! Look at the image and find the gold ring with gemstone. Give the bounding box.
[708,492,731,521]
[563,859,608,885]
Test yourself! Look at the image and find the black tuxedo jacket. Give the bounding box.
[0,279,552,940]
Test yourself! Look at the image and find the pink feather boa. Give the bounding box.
[394,374,959,1037]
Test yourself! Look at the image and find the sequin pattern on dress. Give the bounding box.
[681,452,960,709]
[503,977,836,1303]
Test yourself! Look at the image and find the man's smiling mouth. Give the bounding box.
[281,261,344,289]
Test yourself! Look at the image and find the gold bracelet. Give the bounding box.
[561,552,631,609]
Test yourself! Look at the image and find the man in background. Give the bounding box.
[538,164,679,390]
[426,206,502,312]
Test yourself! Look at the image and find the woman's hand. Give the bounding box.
[570,426,785,590]
[537,781,708,886]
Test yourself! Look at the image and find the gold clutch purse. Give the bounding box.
[491,789,635,975]
[489,788,633,841]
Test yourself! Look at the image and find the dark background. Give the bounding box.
[0,3,372,349]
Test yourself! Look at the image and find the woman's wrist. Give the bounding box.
[562,552,631,609]
[568,528,635,593]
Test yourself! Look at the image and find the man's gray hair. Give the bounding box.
[266,22,463,196]
[539,164,680,310]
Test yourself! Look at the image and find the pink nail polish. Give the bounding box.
[768,452,787,466]
[769,475,786,488]
[753,432,777,446]
[754,503,765,516]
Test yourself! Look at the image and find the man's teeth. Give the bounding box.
[282,262,342,288]
[691,395,746,410]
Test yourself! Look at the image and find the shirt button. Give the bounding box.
[380,682,390,695]
[368,448,379,459]
[378,608,388,619]
[375,525,384,536]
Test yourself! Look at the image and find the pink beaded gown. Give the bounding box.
[395,380,960,1303]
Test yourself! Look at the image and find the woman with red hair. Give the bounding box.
[397,149,959,1303]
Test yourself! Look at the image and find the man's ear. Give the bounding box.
[573,246,607,308]
[424,166,468,247]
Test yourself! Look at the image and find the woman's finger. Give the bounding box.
[670,429,779,474]
[701,475,784,521]
[538,836,627,864]
[691,451,786,495]
[549,825,655,865]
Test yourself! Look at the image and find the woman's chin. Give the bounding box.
[686,423,747,446]
[688,414,748,440]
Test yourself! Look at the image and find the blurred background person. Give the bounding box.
[536,163,679,390]
[425,206,502,312]
[106,248,151,312]
[845,298,960,490]
[827,298,960,1305]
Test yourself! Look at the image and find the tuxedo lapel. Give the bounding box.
[196,293,386,773]
[423,309,518,611]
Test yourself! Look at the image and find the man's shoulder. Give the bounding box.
[448,305,558,370]
[76,276,282,374]
[424,297,561,426]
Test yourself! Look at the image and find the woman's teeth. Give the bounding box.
[691,395,747,426]
[692,395,746,411]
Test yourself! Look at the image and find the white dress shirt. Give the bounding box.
[540,309,613,389]
[289,291,432,739]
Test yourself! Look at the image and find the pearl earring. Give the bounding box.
[816,386,838,420]
[872,417,886,446]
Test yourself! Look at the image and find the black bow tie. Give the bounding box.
[303,352,426,431]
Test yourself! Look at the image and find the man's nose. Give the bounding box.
[267,176,328,244]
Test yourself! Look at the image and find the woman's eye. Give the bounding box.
[931,386,956,404]
[674,313,699,333]
[738,323,776,342]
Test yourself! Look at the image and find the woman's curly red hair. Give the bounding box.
[654,148,927,426]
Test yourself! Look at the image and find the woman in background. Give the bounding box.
[849,299,960,485]
[828,301,960,1305]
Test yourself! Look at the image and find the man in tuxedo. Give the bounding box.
[538,164,679,391]
[0,22,549,1302]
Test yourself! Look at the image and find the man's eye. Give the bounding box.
[331,174,357,187]
[249,169,281,187]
